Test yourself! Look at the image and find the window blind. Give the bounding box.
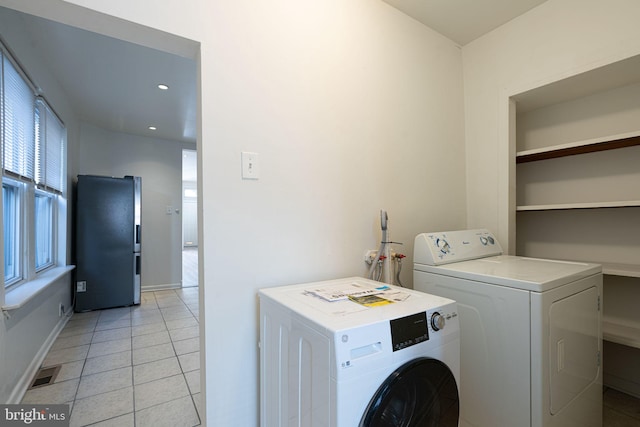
[36,98,65,193]
[2,53,35,181]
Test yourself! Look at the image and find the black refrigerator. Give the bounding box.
[75,175,142,312]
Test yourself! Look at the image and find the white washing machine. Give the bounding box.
[413,229,603,427]
[259,276,460,427]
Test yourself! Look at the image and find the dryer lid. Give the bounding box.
[415,255,602,292]
[360,357,459,427]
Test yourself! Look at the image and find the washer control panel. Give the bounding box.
[414,229,503,265]
[390,311,429,352]
[390,307,458,351]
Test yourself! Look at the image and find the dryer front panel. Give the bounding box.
[549,285,600,414]
[359,357,459,427]
[530,273,603,427]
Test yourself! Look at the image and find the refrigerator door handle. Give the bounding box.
[134,253,141,305]
[136,224,141,245]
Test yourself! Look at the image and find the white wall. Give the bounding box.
[0,275,72,403]
[0,6,78,403]
[462,0,640,251]
[0,0,467,424]
[200,2,466,425]
[77,122,195,289]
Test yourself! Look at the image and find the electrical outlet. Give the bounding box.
[77,281,87,292]
[364,250,378,264]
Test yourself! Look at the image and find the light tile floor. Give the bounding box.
[22,288,201,427]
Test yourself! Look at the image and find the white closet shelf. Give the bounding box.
[516,200,640,211]
[602,263,640,278]
[516,130,640,163]
[603,318,640,349]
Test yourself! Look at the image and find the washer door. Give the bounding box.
[359,357,459,427]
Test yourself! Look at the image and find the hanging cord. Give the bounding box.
[394,254,406,287]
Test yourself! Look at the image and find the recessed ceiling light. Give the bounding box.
[157,84,169,90]
[148,126,157,131]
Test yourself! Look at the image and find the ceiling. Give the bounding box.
[1,6,197,145]
[383,0,548,45]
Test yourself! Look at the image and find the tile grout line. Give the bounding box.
[68,313,95,426]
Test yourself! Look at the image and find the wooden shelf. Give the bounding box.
[603,318,640,349]
[516,131,640,163]
[516,200,640,211]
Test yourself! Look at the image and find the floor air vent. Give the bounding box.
[29,365,61,389]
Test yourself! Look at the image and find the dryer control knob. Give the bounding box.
[431,312,445,331]
[436,238,450,254]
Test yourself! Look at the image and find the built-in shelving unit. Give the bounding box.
[511,55,640,368]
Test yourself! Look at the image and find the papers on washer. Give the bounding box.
[306,282,381,302]
[305,281,410,306]
[348,294,394,307]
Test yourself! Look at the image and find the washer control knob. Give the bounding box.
[480,236,488,245]
[431,312,445,331]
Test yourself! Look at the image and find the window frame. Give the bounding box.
[34,188,56,272]
[2,178,24,289]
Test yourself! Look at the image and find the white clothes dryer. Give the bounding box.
[259,277,460,427]
[413,229,603,427]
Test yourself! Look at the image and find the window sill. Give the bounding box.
[2,265,75,315]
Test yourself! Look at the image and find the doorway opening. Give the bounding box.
[1,4,205,422]
[182,149,198,288]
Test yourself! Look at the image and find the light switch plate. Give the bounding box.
[242,152,260,180]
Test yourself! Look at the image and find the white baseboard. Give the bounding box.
[141,283,182,292]
[8,311,71,404]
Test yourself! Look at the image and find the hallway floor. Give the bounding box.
[182,247,198,288]
[21,288,200,427]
